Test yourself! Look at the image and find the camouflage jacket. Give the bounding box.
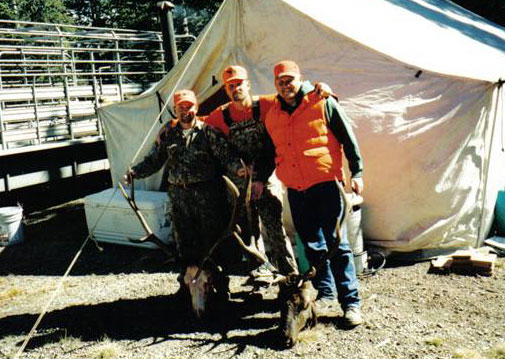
[132,119,242,186]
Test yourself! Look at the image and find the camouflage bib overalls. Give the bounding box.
[222,103,297,275]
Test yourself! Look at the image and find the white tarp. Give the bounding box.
[98,0,505,254]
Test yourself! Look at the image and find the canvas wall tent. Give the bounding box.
[97,0,505,256]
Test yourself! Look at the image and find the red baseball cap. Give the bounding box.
[173,89,197,106]
[222,65,248,84]
[274,60,300,78]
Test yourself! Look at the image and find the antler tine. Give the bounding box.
[223,175,270,265]
[222,175,240,235]
[232,232,269,264]
[335,180,352,229]
[118,182,175,258]
[224,172,281,272]
[132,234,175,259]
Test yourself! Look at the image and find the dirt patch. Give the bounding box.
[1,199,504,359]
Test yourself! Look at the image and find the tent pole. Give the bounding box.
[157,1,178,71]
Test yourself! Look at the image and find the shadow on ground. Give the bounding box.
[0,172,169,276]
[0,291,286,351]
[0,199,176,276]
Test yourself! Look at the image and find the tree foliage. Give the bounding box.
[0,0,503,37]
[0,0,73,24]
[451,0,505,27]
[61,0,221,33]
[0,1,18,21]
[64,0,159,29]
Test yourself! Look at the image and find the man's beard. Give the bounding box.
[179,113,195,124]
[281,89,295,99]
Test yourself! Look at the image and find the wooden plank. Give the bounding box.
[431,256,453,269]
[430,251,496,276]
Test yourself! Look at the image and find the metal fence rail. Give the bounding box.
[0,19,194,152]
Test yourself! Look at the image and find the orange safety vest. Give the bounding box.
[265,92,344,191]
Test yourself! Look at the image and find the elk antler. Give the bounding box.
[271,179,352,286]
[118,179,174,259]
[232,161,272,266]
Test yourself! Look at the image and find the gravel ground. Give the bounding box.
[1,199,504,359]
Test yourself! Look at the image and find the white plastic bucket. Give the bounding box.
[0,206,24,246]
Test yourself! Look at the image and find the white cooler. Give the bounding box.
[84,188,172,249]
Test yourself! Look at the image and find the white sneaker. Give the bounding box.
[343,306,363,327]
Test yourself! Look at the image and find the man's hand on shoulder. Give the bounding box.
[236,166,250,178]
[314,82,335,99]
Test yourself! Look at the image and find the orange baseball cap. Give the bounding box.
[274,60,300,78]
[222,65,248,84]
[173,89,197,106]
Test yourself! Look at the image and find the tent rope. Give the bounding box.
[498,79,504,152]
[12,189,116,359]
[13,1,230,357]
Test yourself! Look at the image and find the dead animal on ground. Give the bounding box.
[234,179,351,347]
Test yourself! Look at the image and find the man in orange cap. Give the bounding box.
[126,89,245,301]
[205,65,290,282]
[204,65,333,285]
[265,60,364,327]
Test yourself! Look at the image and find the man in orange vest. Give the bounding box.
[264,60,364,327]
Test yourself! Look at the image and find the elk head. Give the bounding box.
[121,175,239,320]
[183,265,213,319]
[278,275,317,348]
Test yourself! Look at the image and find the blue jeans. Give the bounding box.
[288,181,360,309]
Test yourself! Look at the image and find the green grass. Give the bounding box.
[487,343,505,359]
[93,336,121,359]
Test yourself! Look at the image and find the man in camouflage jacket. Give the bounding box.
[204,66,333,277]
[126,89,245,289]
